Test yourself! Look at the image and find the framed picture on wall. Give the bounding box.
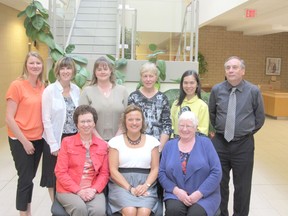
[265,57,281,75]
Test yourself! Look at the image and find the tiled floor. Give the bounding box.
[0,117,288,215]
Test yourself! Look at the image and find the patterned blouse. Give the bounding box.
[128,89,172,140]
[180,151,190,175]
[62,96,77,134]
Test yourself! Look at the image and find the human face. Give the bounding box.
[182,75,198,98]
[178,119,196,140]
[26,56,43,78]
[141,71,157,89]
[126,111,143,134]
[95,64,111,82]
[77,113,95,136]
[59,66,73,82]
[225,58,245,86]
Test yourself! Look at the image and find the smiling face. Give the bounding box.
[59,66,73,82]
[178,119,196,140]
[125,110,143,134]
[95,63,112,82]
[26,56,43,78]
[225,58,245,86]
[77,113,96,136]
[182,75,198,98]
[141,71,158,90]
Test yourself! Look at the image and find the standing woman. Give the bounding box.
[128,62,172,151]
[41,57,80,201]
[5,51,45,216]
[170,70,209,137]
[79,56,128,141]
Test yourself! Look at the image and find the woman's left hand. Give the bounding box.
[133,184,149,196]
[187,190,203,204]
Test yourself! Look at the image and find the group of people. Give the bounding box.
[5,52,265,216]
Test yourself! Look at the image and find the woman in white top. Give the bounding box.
[108,104,160,216]
[41,57,80,200]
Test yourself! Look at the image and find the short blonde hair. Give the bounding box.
[140,62,158,77]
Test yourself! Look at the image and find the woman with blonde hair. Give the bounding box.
[6,51,45,216]
[41,56,80,201]
[128,62,172,151]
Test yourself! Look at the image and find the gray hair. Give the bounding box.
[178,111,198,129]
[224,56,245,70]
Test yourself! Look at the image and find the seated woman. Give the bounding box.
[55,105,109,216]
[158,111,222,216]
[108,104,160,216]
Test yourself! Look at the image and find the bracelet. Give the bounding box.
[128,185,133,193]
[146,183,151,188]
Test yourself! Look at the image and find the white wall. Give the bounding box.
[198,0,248,25]
[127,0,185,32]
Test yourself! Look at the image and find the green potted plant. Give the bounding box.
[17,0,90,88]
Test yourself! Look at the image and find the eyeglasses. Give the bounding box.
[179,125,194,130]
[79,120,94,125]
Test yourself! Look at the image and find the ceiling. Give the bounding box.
[1,0,288,36]
[205,0,288,36]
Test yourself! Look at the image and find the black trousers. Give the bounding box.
[165,199,207,216]
[212,134,254,216]
[9,138,44,211]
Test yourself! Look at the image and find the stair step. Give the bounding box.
[77,14,116,21]
[74,20,116,28]
[73,45,116,53]
[72,28,116,36]
[70,36,116,45]
[81,2,117,8]
[78,7,117,14]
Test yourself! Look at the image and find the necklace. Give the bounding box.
[126,134,142,145]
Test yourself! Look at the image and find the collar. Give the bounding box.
[226,80,244,93]
[183,95,199,103]
[74,133,102,147]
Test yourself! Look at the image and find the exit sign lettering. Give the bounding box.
[246,9,256,18]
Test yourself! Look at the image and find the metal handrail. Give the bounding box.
[175,0,199,62]
[65,0,81,48]
[117,1,137,60]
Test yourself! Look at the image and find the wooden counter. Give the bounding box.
[262,91,288,119]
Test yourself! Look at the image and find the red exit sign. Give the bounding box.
[246,9,256,18]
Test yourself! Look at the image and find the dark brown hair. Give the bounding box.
[73,105,98,125]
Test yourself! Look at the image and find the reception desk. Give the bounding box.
[262,91,288,119]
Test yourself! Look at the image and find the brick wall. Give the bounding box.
[199,26,288,90]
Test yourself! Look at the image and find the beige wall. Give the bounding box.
[0,3,48,127]
[199,26,288,90]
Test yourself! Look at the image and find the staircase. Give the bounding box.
[68,0,118,60]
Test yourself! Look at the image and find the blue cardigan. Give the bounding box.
[158,136,222,216]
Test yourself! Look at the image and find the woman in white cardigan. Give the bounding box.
[41,57,80,201]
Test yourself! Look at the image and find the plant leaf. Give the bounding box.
[66,54,88,65]
[32,14,44,31]
[34,1,48,15]
[50,49,64,62]
[74,73,87,88]
[54,43,64,55]
[157,60,166,81]
[106,54,116,62]
[17,10,26,18]
[149,43,157,51]
[115,58,127,70]
[78,67,90,79]
[25,5,36,18]
[48,67,56,83]
[65,44,75,54]
[37,32,55,49]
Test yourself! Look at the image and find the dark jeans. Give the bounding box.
[165,199,207,216]
[212,133,254,216]
[9,138,44,211]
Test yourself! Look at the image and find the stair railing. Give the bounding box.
[175,0,199,62]
[117,0,137,60]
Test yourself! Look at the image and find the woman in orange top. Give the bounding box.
[5,51,45,216]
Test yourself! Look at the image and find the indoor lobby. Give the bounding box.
[1,116,288,215]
